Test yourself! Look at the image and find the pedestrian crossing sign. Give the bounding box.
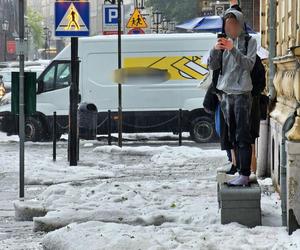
[126,8,148,29]
[55,1,90,37]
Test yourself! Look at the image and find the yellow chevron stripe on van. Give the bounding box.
[124,56,208,80]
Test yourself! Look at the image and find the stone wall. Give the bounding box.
[260,0,300,234]
[286,141,300,234]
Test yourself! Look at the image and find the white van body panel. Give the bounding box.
[42,33,218,115]
[37,87,70,116]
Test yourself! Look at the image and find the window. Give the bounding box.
[43,65,56,91]
[56,63,71,89]
[40,61,70,92]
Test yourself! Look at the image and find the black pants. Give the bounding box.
[220,93,252,176]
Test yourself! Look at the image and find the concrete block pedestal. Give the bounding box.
[217,171,261,227]
[218,182,262,228]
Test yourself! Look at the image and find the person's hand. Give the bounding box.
[214,40,224,50]
[214,38,234,51]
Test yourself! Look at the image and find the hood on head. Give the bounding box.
[223,8,246,35]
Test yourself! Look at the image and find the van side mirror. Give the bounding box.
[37,79,43,93]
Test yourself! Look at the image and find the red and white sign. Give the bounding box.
[128,28,145,35]
[103,31,124,35]
[7,41,16,54]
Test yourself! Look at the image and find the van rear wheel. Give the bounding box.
[190,116,215,143]
[25,117,45,142]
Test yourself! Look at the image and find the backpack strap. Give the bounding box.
[244,35,251,55]
[220,50,224,75]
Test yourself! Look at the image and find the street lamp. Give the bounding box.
[152,10,162,34]
[25,24,31,60]
[162,18,169,33]
[134,0,144,9]
[2,20,9,62]
[43,26,52,59]
[25,24,31,41]
[168,21,176,33]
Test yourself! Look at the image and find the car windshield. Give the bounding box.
[0,72,12,82]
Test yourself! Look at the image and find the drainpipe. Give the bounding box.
[257,0,277,178]
[268,0,276,100]
[281,114,296,226]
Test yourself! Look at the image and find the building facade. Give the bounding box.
[198,0,260,32]
[260,0,300,235]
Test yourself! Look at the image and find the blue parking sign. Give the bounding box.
[55,1,90,37]
[105,7,118,24]
[102,4,124,35]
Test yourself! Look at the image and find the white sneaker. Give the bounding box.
[227,175,250,186]
[249,172,257,183]
[217,172,238,184]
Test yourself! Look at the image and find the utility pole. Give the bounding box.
[107,0,122,147]
[268,0,276,101]
[18,0,25,199]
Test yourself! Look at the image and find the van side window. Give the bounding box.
[40,61,71,92]
[43,65,56,91]
[56,63,70,89]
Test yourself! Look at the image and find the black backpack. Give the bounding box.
[245,36,269,120]
[245,36,266,96]
[203,69,221,114]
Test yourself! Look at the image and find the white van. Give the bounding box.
[0,33,218,142]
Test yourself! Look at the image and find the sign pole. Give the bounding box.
[69,36,79,166]
[18,0,25,199]
[55,0,89,166]
[117,0,123,148]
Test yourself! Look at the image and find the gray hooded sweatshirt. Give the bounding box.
[208,9,257,95]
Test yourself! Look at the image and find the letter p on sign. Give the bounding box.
[105,8,118,24]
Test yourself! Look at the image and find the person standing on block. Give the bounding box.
[208,8,257,186]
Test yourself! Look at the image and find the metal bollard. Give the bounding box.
[53,112,57,161]
[108,110,112,145]
[178,109,182,146]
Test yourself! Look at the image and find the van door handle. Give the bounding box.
[78,94,82,103]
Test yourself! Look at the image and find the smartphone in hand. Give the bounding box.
[217,33,227,39]
[215,33,227,50]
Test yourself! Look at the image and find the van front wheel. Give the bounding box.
[189,116,215,143]
[25,117,45,142]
